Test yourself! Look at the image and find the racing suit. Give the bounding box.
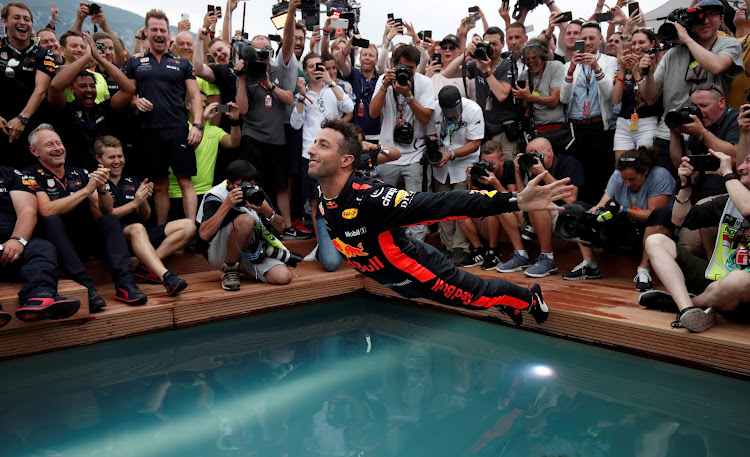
[318,172,542,321]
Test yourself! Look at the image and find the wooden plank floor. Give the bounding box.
[1,238,749,379]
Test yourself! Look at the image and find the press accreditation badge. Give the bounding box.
[358,101,365,118]
[582,100,591,118]
[737,245,749,266]
[265,94,273,108]
[630,113,639,131]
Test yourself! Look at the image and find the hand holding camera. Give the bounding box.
[665,104,703,134]
[704,149,733,177]
[516,150,545,174]
[738,104,750,133]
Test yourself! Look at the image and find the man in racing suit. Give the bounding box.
[311,119,574,325]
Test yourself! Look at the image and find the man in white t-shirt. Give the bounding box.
[427,86,484,265]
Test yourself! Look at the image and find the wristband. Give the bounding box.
[722,172,740,183]
[230,118,242,127]
[508,192,520,212]
[450,150,456,161]
[483,71,492,79]
[548,0,556,6]
[674,195,691,204]
[622,206,628,214]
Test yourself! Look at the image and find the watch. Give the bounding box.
[97,183,110,195]
[193,123,204,131]
[404,95,415,104]
[11,236,28,247]
[328,83,335,88]
[16,114,29,125]
[722,172,740,183]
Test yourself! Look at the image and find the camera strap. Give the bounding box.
[394,92,407,125]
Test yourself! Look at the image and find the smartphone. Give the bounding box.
[594,12,613,22]
[268,34,282,42]
[95,41,106,53]
[330,18,349,30]
[687,155,720,172]
[352,37,370,48]
[387,13,394,20]
[468,6,479,13]
[215,6,221,17]
[394,18,403,33]
[432,53,442,66]
[207,5,215,13]
[557,11,573,23]
[418,30,432,41]
[525,24,535,33]
[315,62,325,79]
[517,80,527,89]
[181,13,189,22]
[628,2,639,17]
[575,40,585,54]
[215,104,230,113]
[742,105,750,113]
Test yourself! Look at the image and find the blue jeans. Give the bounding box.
[317,216,342,272]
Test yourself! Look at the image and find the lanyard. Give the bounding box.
[584,66,594,96]
[626,185,642,209]
[52,174,68,192]
[2,38,35,57]
[531,63,546,94]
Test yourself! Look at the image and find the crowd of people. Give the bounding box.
[0,0,748,333]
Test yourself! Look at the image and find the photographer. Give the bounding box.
[496,137,584,277]
[561,148,674,292]
[426,86,484,266]
[640,150,750,333]
[196,160,291,291]
[443,27,518,161]
[668,83,740,202]
[512,40,567,154]
[641,0,743,170]
[560,21,619,203]
[369,44,435,241]
[457,141,518,270]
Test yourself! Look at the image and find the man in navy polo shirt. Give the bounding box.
[335,36,381,139]
[0,166,80,327]
[23,124,147,311]
[124,9,204,225]
[0,2,57,171]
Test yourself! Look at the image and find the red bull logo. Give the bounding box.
[331,238,368,258]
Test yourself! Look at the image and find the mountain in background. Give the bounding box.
[2,1,177,51]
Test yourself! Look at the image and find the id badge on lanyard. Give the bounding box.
[583,100,592,118]
[630,113,639,131]
[737,245,749,266]
[358,101,365,118]
[265,93,273,108]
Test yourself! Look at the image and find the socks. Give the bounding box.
[516,249,529,258]
[542,252,554,260]
[637,266,651,277]
[585,259,598,269]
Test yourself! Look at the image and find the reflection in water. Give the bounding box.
[0,298,748,457]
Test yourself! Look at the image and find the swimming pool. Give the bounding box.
[1,296,748,456]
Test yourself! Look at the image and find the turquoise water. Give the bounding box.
[1,296,749,457]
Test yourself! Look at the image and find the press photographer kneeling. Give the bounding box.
[196,160,295,291]
[558,148,675,291]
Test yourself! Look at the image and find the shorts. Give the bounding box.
[613,116,658,151]
[675,244,713,296]
[239,135,289,191]
[141,127,196,178]
[147,224,168,248]
[206,221,284,283]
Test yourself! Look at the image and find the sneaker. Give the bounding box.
[633,270,653,292]
[114,283,148,306]
[496,252,532,273]
[638,290,681,313]
[672,307,716,333]
[521,224,536,241]
[562,261,602,281]
[293,218,313,234]
[494,305,524,326]
[526,283,550,324]
[480,249,501,270]
[134,262,162,284]
[461,249,484,267]
[303,244,319,262]
[0,306,12,329]
[15,295,81,323]
[221,262,241,291]
[162,270,188,296]
[524,255,558,278]
[88,288,107,313]
[282,226,313,240]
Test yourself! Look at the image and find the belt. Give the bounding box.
[534,122,565,132]
[569,116,603,126]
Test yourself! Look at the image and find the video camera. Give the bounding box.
[517,150,544,171]
[420,137,443,165]
[231,38,267,81]
[664,103,702,129]
[657,7,706,42]
[555,199,621,246]
[472,41,493,61]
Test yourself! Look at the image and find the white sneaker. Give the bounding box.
[303,244,319,262]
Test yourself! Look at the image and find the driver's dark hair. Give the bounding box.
[616,147,657,174]
[226,159,259,182]
[321,118,363,171]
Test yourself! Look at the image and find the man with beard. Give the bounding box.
[0,2,56,170]
[336,36,382,138]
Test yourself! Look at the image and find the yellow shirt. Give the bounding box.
[726,35,750,110]
[65,69,110,104]
[168,122,226,198]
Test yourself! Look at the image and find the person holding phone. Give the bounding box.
[560,21,619,203]
[725,2,750,110]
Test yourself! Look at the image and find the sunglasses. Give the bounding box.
[689,82,723,96]
[441,45,458,51]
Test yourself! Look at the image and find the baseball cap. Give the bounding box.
[438,86,462,119]
[695,0,724,12]
[440,34,460,48]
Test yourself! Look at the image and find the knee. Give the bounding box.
[266,265,293,285]
[97,213,121,230]
[644,233,672,255]
[126,223,148,240]
[173,218,196,238]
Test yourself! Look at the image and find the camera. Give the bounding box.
[421,137,443,165]
[473,41,493,61]
[256,46,273,60]
[236,183,266,207]
[88,3,101,15]
[393,123,414,144]
[555,199,621,245]
[657,7,705,42]
[265,245,303,267]
[394,64,412,86]
[687,154,720,172]
[664,103,702,129]
[469,160,494,188]
[517,150,544,171]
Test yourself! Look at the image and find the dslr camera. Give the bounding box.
[469,160,494,189]
[256,46,273,60]
[234,182,266,207]
[473,41,493,61]
[393,122,414,144]
[664,103,702,129]
[555,199,620,246]
[88,3,101,15]
[657,7,706,42]
[517,150,544,171]
[420,137,443,165]
[394,64,412,86]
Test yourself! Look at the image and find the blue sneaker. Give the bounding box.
[495,252,532,273]
[524,255,558,278]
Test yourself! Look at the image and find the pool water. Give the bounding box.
[1,296,748,457]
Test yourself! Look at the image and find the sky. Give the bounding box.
[100,0,672,48]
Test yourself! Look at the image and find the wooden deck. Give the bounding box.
[1,238,750,379]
